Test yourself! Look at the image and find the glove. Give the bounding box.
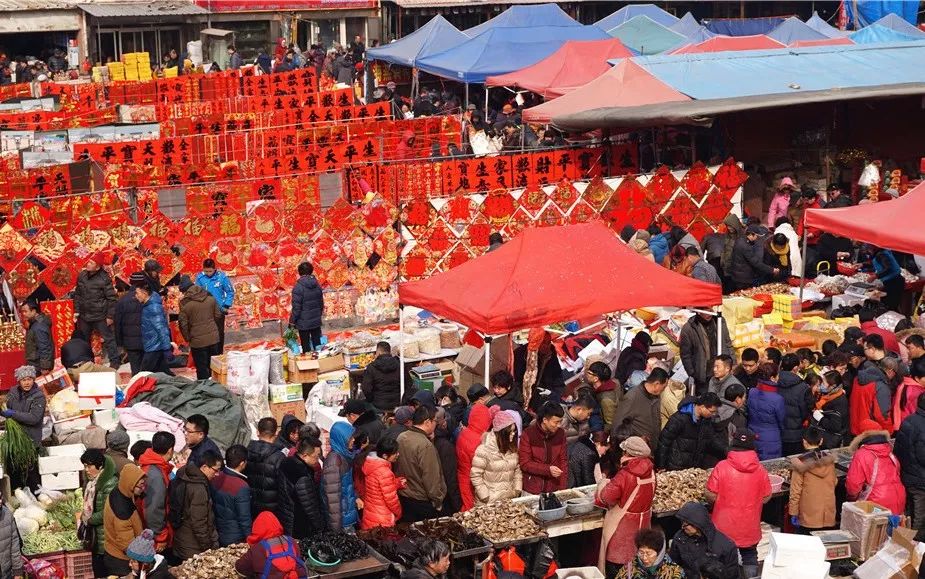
[1,409,14,418]
[812,410,824,422]
[790,515,800,528]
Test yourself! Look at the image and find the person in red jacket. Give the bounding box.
[456,402,491,511]
[846,419,906,515]
[359,437,404,530]
[518,401,567,494]
[235,511,307,578]
[594,436,655,577]
[706,428,771,579]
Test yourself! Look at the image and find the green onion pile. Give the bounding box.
[0,419,37,473]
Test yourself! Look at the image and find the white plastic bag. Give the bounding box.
[225,351,251,396]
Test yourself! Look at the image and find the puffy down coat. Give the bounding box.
[656,397,727,471]
[776,371,813,444]
[470,431,521,504]
[456,405,491,511]
[707,450,771,547]
[845,430,906,515]
[789,450,837,529]
[245,439,285,515]
[360,453,402,529]
[321,422,358,530]
[747,381,786,460]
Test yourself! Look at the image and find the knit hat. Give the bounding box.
[177,275,194,292]
[126,529,156,564]
[466,384,489,402]
[858,419,881,433]
[731,428,756,450]
[745,224,762,236]
[491,406,515,432]
[106,429,130,452]
[393,406,414,424]
[619,436,651,458]
[129,272,148,288]
[13,365,35,381]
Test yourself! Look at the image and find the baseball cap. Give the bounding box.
[338,399,368,417]
[466,384,489,402]
[731,428,756,450]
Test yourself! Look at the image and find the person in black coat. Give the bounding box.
[340,399,386,446]
[669,502,741,579]
[895,383,925,541]
[276,438,326,539]
[361,342,401,412]
[657,393,727,470]
[810,371,850,449]
[763,233,793,282]
[615,332,653,390]
[434,408,461,515]
[60,329,94,369]
[729,225,776,290]
[114,279,144,375]
[778,354,814,456]
[245,417,285,515]
[289,262,324,354]
[73,254,119,367]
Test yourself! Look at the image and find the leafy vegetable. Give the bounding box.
[0,420,37,473]
[22,530,81,555]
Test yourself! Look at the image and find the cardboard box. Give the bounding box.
[41,471,80,490]
[270,400,306,424]
[454,335,510,377]
[854,527,923,579]
[269,383,303,404]
[841,500,891,560]
[288,355,319,384]
[36,369,73,397]
[211,355,227,384]
[39,454,83,475]
[317,353,345,374]
[77,372,116,410]
[92,409,119,431]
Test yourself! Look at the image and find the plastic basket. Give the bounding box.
[837,262,861,276]
[66,550,94,579]
[26,550,67,578]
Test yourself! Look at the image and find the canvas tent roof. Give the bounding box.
[805,11,848,38]
[465,3,581,36]
[485,38,632,98]
[605,15,687,55]
[365,15,469,67]
[398,222,721,336]
[849,24,924,44]
[416,25,609,84]
[595,3,679,31]
[789,37,854,48]
[670,12,714,39]
[671,34,785,54]
[703,16,787,36]
[846,3,919,29]
[522,59,689,123]
[804,181,925,256]
[870,13,925,37]
[766,16,829,44]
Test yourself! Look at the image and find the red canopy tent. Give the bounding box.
[398,221,722,336]
[670,34,785,54]
[789,37,854,47]
[804,181,925,256]
[484,38,634,99]
[522,59,689,124]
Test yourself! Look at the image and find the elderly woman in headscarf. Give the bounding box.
[594,436,656,577]
[235,512,308,578]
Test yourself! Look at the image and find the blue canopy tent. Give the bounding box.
[805,11,849,38]
[849,24,924,44]
[845,2,918,29]
[465,3,582,36]
[595,3,679,31]
[604,15,687,55]
[670,12,715,40]
[767,17,829,44]
[703,16,787,36]
[868,13,925,37]
[365,15,469,67]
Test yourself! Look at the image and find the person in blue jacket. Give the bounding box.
[747,362,786,460]
[195,258,235,353]
[289,262,324,353]
[134,281,173,375]
[871,246,903,311]
[321,422,359,531]
[211,444,251,547]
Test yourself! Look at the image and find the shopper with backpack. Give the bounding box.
[235,511,308,578]
[171,450,221,560]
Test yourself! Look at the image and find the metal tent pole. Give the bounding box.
[399,305,405,400]
[483,335,493,387]
[798,227,809,307]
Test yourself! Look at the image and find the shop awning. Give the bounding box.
[366,15,469,67]
[603,15,686,55]
[804,182,925,256]
[201,28,233,36]
[0,7,80,32]
[595,3,679,31]
[485,39,632,98]
[79,1,208,17]
[766,16,829,44]
[670,34,785,54]
[398,221,722,335]
[523,59,689,124]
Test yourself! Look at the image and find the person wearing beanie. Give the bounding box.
[177,273,221,380]
[141,259,164,296]
[115,274,147,375]
[470,406,521,505]
[20,301,53,374]
[594,435,655,575]
[125,529,172,578]
[729,223,776,291]
[235,512,308,578]
[134,282,173,375]
[2,365,45,489]
[106,429,133,474]
[73,251,120,369]
[846,418,905,515]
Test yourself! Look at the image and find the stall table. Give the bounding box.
[307,547,391,578]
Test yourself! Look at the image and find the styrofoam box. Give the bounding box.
[126,430,155,449]
[767,532,827,568]
[47,443,87,457]
[39,454,83,475]
[52,414,92,435]
[77,372,117,410]
[41,471,80,490]
[92,409,119,431]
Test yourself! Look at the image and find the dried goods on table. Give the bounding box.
[653,468,709,513]
[452,500,544,543]
[731,283,792,298]
[174,544,249,578]
[359,519,484,566]
[298,530,368,562]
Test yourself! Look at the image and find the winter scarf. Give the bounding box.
[769,239,789,267]
[815,388,845,411]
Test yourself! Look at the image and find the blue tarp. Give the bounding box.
[415,25,609,84]
[849,24,924,44]
[870,13,925,36]
[365,15,469,67]
[632,42,925,100]
[845,2,918,29]
[805,11,849,38]
[595,3,679,31]
[605,15,687,55]
[465,3,581,36]
[703,16,787,36]
[670,12,715,40]
[767,17,829,44]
